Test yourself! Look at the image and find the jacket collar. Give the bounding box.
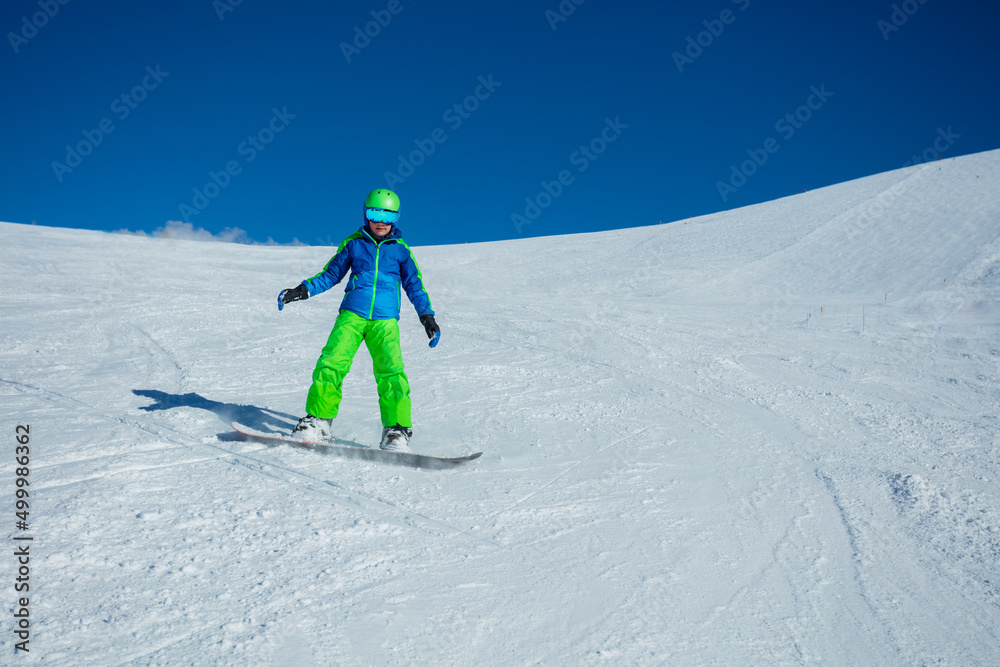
[361,224,402,243]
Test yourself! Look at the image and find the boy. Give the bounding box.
[278,188,440,452]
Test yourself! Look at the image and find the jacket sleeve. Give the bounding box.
[303,237,354,297]
[399,244,434,317]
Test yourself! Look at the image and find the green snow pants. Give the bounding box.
[305,310,411,427]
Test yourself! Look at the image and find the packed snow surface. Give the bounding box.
[2,150,999,664]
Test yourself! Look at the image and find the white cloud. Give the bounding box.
[114,221,306,245]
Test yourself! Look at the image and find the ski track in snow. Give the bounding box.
[1,150,999,664]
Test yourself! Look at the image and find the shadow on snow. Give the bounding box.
[131,389,365,449]
[132,389,295,437]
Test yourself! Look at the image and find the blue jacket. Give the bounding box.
[303,225,434,321]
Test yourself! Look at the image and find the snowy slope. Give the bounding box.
[1,149,999,665]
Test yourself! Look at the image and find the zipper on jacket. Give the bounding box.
[368,240,382,319]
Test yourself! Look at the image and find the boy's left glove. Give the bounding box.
[420,314,440,348]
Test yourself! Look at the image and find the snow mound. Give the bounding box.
[888,472,1000,595]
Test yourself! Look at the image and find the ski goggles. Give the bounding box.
[365,207,400,224]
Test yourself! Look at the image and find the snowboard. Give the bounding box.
[230,422,482,470]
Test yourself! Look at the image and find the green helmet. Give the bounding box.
[364,188,400,213]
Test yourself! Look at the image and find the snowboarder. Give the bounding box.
[278,188,440,452]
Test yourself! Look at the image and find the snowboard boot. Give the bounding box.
[292,414,333,441]
[379,424,412,452]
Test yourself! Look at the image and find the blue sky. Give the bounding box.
[2,0,998,247]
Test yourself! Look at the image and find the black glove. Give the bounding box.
[278,284,309,311]
[420,314,440,348]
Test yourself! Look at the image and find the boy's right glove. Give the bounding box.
[278,284,309,311]
[420,314,440,348]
